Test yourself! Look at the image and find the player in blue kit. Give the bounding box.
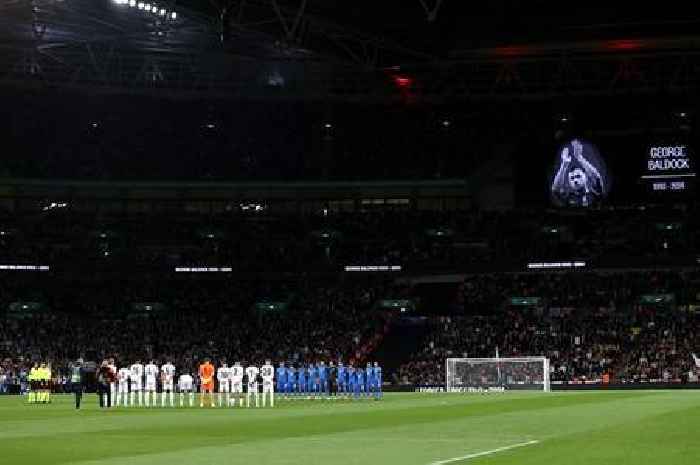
[347,364,356,399]
[366,362,375,398]
[297,365,307,397]
[276,362,287,398]
[337,361,347,397]
[275,362,287,395]
[355,365,365,399]
[318,361,328,396]
[308,363,319,397]
[286,365,296,397]
[373,362,383,399]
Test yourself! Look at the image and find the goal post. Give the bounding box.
[446,357,550,392]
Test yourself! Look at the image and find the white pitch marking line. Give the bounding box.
[641,173,696,179]
[428,440,540,465]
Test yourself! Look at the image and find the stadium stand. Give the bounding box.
[397,270,700,385]
[0,273,406,389]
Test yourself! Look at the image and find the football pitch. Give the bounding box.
[1,391,699,465]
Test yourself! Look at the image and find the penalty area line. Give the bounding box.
[428,440,540,465]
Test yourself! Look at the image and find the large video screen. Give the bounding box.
[550,139,610,207]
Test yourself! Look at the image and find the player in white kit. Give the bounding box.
[130,360,144,407]
[144,360,159,407]
[231,362,244,407]
[245,364,259,408]
[117,366,130,407]
[260,359,275,408]
[217,362,231,407]
[178,372,194,407]
[107,358,117,407]
[160,360,176,407]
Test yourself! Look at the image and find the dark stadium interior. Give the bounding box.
[1,0,700,401]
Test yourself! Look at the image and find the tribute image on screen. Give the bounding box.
[550,139,609,207]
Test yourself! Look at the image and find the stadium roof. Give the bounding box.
[2,0,700,100]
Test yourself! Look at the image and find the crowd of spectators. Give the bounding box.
[0,275,401,392]
[1,204,699,392]
[397,270,700,386]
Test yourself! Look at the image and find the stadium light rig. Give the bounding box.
[115,0,178,21]
[42,202,69,211]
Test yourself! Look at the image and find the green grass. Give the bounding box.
[1,391,699,464]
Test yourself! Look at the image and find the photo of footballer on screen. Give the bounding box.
[551,139,609,207]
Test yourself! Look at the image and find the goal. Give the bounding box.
[446,357,550,392]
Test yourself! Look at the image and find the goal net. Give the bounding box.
[446,357,550,392]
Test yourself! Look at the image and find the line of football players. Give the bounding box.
[105,359,276,408]
[102,358,382,408]
[275,361,383,399]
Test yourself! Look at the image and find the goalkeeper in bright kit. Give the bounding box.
[199,358,216,408]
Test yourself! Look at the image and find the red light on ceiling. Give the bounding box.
[393,76,413,88]
[494,45,531,57]
[605,39,644,51]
